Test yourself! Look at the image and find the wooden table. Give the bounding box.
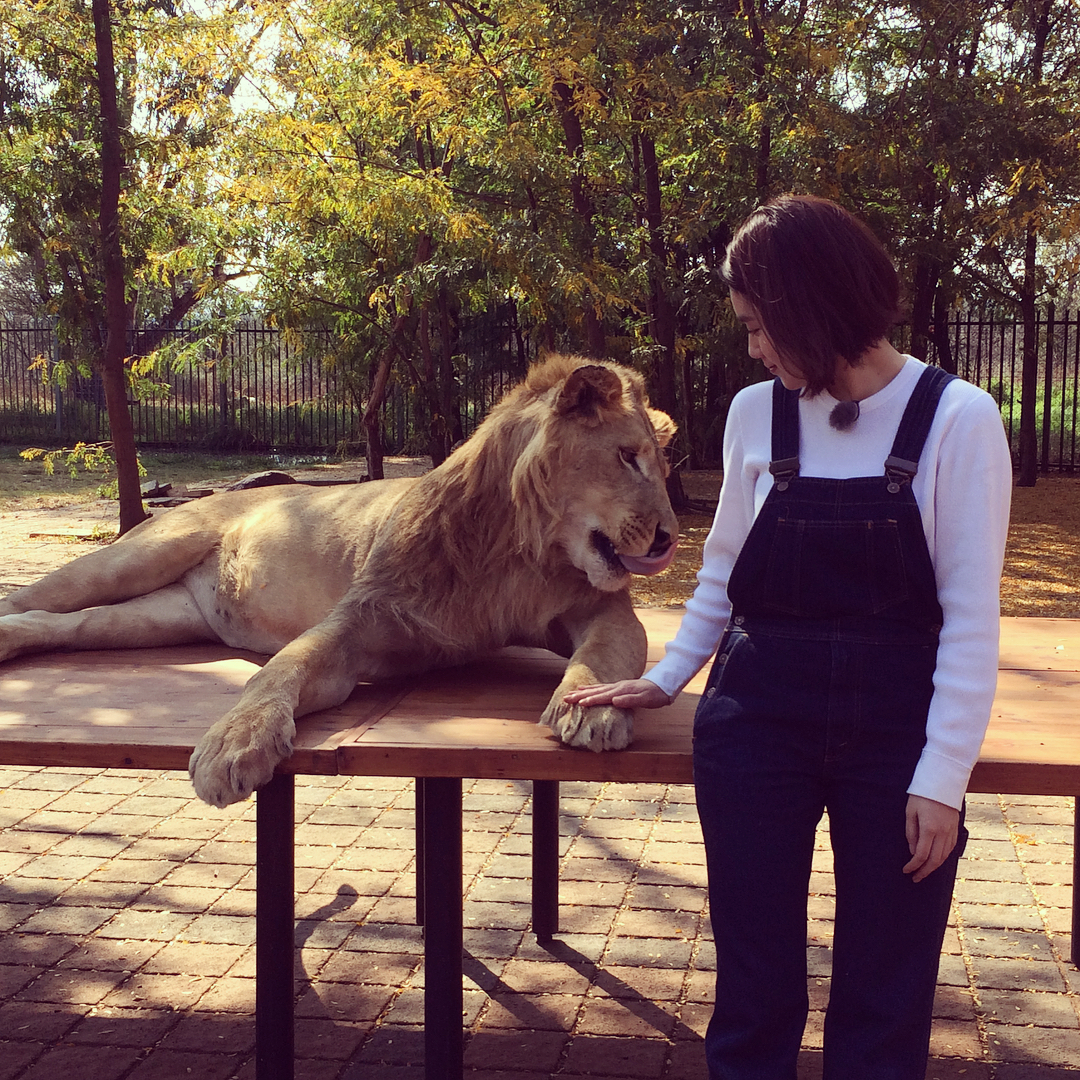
[1,613,1078,1080]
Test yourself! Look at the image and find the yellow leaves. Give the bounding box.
[1007,161,1048,198]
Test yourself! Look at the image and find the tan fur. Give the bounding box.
[0,355,678,807]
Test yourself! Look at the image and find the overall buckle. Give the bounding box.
[884,455,918,493]
[769,456,799,492]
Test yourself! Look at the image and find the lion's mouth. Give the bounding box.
[590,530,627,575]
[590,530,677,577]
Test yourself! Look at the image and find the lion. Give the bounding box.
[0,356,678,807]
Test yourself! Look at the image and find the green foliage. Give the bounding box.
[20,440,145,497]
[3,0,1080,467]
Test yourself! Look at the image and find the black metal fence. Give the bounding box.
[1,307,1078,471]
[934,306,1080,474]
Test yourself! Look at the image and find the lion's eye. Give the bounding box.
[619,447,641,471]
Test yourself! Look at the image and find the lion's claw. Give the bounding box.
[541,697,634,752]
[189,704,295,808]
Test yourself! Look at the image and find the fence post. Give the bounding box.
[1042,303,1055,474]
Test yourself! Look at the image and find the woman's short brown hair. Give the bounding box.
[720,194,903,395]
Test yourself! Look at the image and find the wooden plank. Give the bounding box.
[0,646,355,773]
[0,615,1077,796]
[999,617,1080,672]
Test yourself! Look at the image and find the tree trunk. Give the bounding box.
[362,235,433,479]
[639,132,677,418]
[553,79,605,356]
[932,287,956,374]
[1015,0,1052,487]
[92,0,146,534]
[1016,222,1040,487]
[908,256,938,362]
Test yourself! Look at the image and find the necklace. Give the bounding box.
[829,399,860,431]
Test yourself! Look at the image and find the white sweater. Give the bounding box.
[648,357,1013,810]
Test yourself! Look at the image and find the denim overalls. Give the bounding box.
[693,366,967,1080]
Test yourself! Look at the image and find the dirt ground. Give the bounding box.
[0,454,1077,618]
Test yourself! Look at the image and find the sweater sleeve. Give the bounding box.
[647,392,760,699]
[907,389,1013,809]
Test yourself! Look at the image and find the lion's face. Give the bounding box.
[512,361,680,592]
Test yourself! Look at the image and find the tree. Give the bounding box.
[92,0,145,532]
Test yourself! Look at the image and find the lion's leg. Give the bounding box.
[541,591,647,752]
[0,583,219,663]
[0,524,217,617]
[189,611,366,808]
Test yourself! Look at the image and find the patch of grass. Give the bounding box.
[0,445,305,512]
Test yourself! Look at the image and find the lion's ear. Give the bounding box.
[648,408,677,448]
[555,364,624,418]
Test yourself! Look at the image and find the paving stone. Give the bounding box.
[66,1007,180,1046]
[124,1047,243,1079]
[296,982,396,1022]
[156,1010,255,1052]
[353,1023,425,1065]
[0,902,37,932]
[4,932,82,967]
[0,1039,45,1080]
[499,959,594,996]
[970,958,1067,992]
[0,963,42,998]
[980,987,1080,1028]
[928,1018,984,1058]
[964,929,1057,959]
[628,883,706,912]
[0,999,85,1041]
[561,1034,669,1077]
[576,996,678,1038]
[603,935,693,969]
[97,908,195,941]
[480,992,583,1030]
[924,1060,992,1079]
[18,1042,142,1080]
[986,1022,1080,1065]
[182,913,256,945]
[102,972,215,1010]
[612,907,699,941]
[55,938,164,971]
[51,880,148,907]
[140,940,246,977]
[958,903,1045,931]
[15,967,127,1005]
[934,984,977,1021]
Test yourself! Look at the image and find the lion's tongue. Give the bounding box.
[618,542,678,576]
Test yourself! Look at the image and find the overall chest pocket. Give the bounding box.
[762,516,910,618]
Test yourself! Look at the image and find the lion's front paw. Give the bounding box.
[188,703,296,808]
[540,696,634,753]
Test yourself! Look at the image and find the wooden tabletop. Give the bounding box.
[1,613,1078,796]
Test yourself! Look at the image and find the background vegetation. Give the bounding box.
[2,0,1079,502]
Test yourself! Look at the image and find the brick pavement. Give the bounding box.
[0,768,1077,1079]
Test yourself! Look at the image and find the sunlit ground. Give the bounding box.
[631,473,1080,618]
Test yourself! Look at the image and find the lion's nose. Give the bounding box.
[649,526,674,556]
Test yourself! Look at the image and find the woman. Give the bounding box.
[565,195,1012,1079]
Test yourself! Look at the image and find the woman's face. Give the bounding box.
[730,291,806,391]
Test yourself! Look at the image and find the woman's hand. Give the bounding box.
[563,679,672,710]
[903,794,960,883]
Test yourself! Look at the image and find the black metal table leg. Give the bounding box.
[532,780,560,942]
[416,777,426,925]
[1072,799,1078,967]
[422,777,463,1080]
[256,772,295,1080]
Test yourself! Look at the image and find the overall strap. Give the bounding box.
[768,378,801,490]
[884,365,957,491]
